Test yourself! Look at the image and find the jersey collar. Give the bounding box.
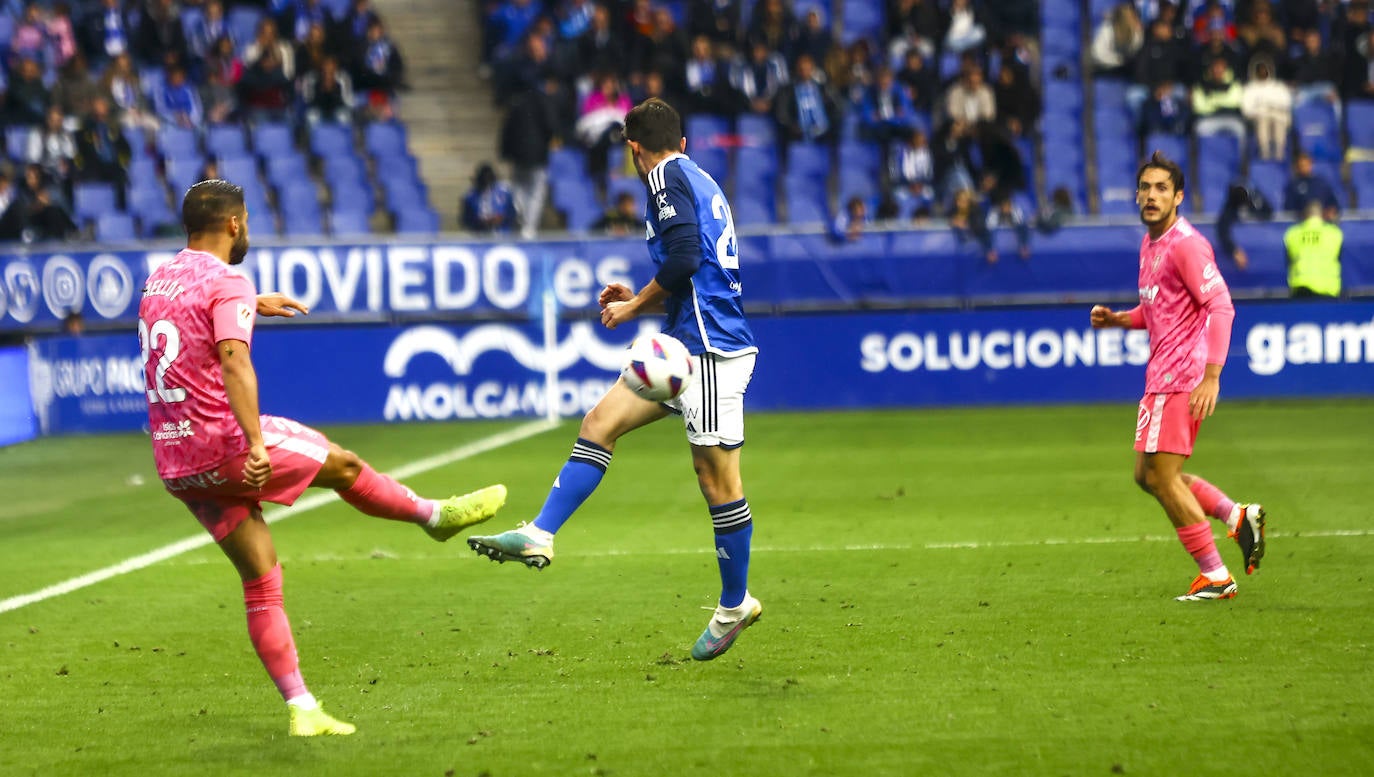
[648,153,687,179]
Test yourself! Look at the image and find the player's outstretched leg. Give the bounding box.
[1186,475,1267,574]
[327,450,506,542]
[467,438,611,569]
[422,485,509,542]
[692,499,760,660]
[691,593,763,660]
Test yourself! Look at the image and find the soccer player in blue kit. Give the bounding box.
[468,98,762,661]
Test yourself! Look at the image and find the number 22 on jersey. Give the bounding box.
[138,318,188,404]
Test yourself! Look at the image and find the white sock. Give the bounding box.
[522,525,554,544]
[286,693,319,711]
[1204,566,1232,584]
[424,500,440,528]
[1225,505,1241,532]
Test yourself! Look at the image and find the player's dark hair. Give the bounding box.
[181,179,245,235]
[622,98,682,153]
[1136,150,1185,194]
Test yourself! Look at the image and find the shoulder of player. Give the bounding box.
[649,156,695,195]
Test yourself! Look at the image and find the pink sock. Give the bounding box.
[1176,523,1228,578]
[338,464,434,523]
[243,564,308,701]
[1187,477,1236,525]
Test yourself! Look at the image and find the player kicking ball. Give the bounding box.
[467,98,763,660]
[140,180,507,735]
[1090,152,1266,601]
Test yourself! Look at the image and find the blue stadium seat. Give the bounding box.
[736,146,779,182]
[395,208,440,235]
[265,154,309,187]
[95,212,136,242]
[364,122,407,158]
[787,142,830,179]
[73,183,118,223]
[218,156,259,187]
[838,168,878,201]
[606,176,646,209]
[840,0,882,44]
[323,154,367,186]
[1348,101,1374,148]
[549,148,586,180]
[227,6,264,52]
[1294,101,1342,162]
[732,194,776,226]
[690,148,729,181]
[330,179,375,213]
[1197,133,1240,171]
[309,123,354,157]
[1143,133,1188,168]
[1352,162,1374,207]
[127,157,160,188]
[686,114,731,155]
[248,209,278,237]
[158,126,200,160]
[736,114,777,148]
[1041,27,1079,56]
[206,125,247,158]
[384,183,429,214]
[5,125,32,161]
[838,141,881,177]
[130,187,176,235]
[1249,160,1287,209]
[329,208,372,236]
[252,121,295,158]
[788,192,829,224]
[282,208,324,237]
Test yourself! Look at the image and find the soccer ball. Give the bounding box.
[621,332,695,402]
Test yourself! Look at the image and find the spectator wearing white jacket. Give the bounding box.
[1090,2,1144,76]
[1241,59,1292,162]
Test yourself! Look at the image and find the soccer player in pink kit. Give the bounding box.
[1090,152,1267,601]
[141,180,508,735]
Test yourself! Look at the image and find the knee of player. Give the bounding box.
[1137,466,1171,495]
[330,446,364,484]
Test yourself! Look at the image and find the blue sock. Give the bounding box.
[710,499,752,608]
[531,438,611,535]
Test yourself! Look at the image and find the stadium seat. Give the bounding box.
[158,126,200,160]
[787,142,830,180]
[217,156,260,187]
[549,148,586,180]
[364,122,408,158]
[1249,160,1287,209]
[95,212,136,242]
[5,125,33,162]
[736,114,777,148]
[248,209,278,237]
[330,179,375,213]
[323,154,367,186]
[265,154,309,187]
[1143,133,1188,168]
[329,207,372,236]
[309,123,355,158]
[1197,133,1240,171]
[731,194,776,226]
[838,140,881,177]
[690,148,729,181]
[1294,101,1342,162]
[1347,101,1374,148]
[686,114,731,155]
[127,157,160,189]
[227,6,264,51]
[252,121,295,158]
[395,208,440,235]
[206,125,248,158]
[130,187,176,236]
[839,0,882,44]
[73,183,118,223]
[788,192,829,224]
[282,208,325,237]
[736,146,779,182]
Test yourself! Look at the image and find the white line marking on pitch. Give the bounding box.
[0,420,560,615]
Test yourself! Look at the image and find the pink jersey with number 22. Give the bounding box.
[140,249,258,479]
[1136,217,1232,394]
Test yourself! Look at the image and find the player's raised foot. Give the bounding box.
[1229,503,1267,575]
[1175,574,1237,602]
[289,705,356,737]
[466,524,554,569]
[691,593,763,661]
[422,484,508,542]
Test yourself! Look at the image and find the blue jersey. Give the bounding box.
[644,154,757,357]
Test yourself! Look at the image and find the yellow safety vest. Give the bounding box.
[1284,216,1343,297]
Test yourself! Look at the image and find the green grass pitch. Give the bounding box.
[1,400,1371,776]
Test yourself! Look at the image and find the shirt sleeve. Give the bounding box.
[651,164,699,233]
[1173,234,1231,308]
[208,274,257,346]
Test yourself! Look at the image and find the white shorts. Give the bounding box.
[664,352,755,448]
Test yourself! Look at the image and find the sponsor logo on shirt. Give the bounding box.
[152,419,195,442]
[656,192,677,221]
[237,302,253,332]
[1199,263,1223,294]
[1139,285,1160,303]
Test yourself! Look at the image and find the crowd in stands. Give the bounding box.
[0,0,410,245]
[1090,0,1374,245]
[478,0,1047,254]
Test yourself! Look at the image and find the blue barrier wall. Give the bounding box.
[0,346,37,445]
[23,301,1374,436]
[5,222,1374,331]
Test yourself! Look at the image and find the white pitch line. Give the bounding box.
[0,419,560,615]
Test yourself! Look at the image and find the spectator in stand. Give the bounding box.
[18,164,77,242]
[1331,0,1370,78]
[1276,0,1321,44]
[832,196,871,242]
[795,8,835,70]
[296,22,332,82]
[353,19,405,121]
[1341,28,1374,104]
[636,8,689,96]
[338,0,381,62]
[203,36,244,125]
[556,0,595,43]
[1241,59,1291,161]
[944,63,995,133]
[155,66,204,130]
[975,123,1026,199]
[887,0,945,61]
[1288,29,1339,109]
[985,192,1031,261]
[187,0,233,69]
[301,56,356,126]
[1237,2,1286,67]
[0,171,21,242]
[775,54,838,145]
[487,0,541,66]
[746,0,798,58]
[239,45,294,124]
[1091,2,1145,77]
[896,48,937,115]
[1191,56,1245,139]
[1135,20,1192,90]
[1196,25,1245,79]
[1139,80,1191,139]
[501,31,553,104]
[10,3,48,66]
[862,64,922,145]
[74,96,131,190]
[500,81,558,239]
[136,0,189,68]
[943,0,986,55]
[26,107,77,195]
[684,35,731,116]
[46,2,79,69]
[993,60,1039,139]
[949,187,993,262]
[1190,1,1236,47]
[729,39,788,117]
[101,52,158,132]
[80,0,134,66]
[246,18,297,81]
[1282,151,1340,214]
[687,0,741,46]
[575,72,631,194]
[281,0,331,45]
[1284,200,1344,298]
[461,163,518,234]
[578,4,626,82]
[593,191,641,235]
[1216,181,1273,270]
[5,58,50,127]
[830,39,875,111]
[1034,186,1076,235]
[887,126,935,217]
[52,55,101,121]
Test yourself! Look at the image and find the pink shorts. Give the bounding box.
[1134,393,1201,456]
[162,416,332,542]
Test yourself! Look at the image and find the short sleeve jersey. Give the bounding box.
[1136,217,1232,394]
[139,249,258,479]
[644,153,757,357]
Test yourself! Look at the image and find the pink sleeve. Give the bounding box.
[1174,235,1230,306]
[208,275,257,346]
[1127,306,1146,329]
[1204,297,1234,366]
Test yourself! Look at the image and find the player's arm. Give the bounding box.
[1177,240,1235,419]
[219,338,271,488]
[601,277,670,329]
[603,171,701,329]
[1089,305,1144,329]
[256,293,309,318]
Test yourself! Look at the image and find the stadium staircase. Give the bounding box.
[376,0,503,231]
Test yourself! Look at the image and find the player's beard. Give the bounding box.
[1139,202,1173,227]
[228,232,249,265]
